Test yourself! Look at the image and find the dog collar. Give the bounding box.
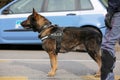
[38,24,52,33]
[42,24,51,30]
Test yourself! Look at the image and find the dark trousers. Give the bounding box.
[101,12,120,80]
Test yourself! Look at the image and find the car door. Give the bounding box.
[0,0,44,44]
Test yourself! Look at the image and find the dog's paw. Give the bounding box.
[94,73,100,77]
[47,71,55,77]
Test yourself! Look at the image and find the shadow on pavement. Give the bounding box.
[0,44,43,50]
[0,44,87,52]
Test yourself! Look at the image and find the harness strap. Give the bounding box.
[50,29,63,54]
[40,27,63,54]
[41,36,49,41]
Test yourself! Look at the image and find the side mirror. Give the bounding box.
[2,9,10,14]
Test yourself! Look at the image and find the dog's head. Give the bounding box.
[21,8,51,32]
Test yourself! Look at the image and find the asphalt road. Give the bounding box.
[0,45,120,80]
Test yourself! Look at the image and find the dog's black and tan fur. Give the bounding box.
[21,9,102,77]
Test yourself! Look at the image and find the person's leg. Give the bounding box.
[101,49,116,80]
[101,12,120,80]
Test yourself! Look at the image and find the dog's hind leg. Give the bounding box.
[84,41,101,77]
[48,51,58,77]
[87,49,101,77]
[83,38,102,77]
[94,50,101,77]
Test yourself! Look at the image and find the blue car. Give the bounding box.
[0,0,107,44]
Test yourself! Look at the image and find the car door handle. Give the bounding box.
[66,13,76,16]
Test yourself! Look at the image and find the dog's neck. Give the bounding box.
[36,22,51,33]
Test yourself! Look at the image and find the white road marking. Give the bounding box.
[0,59,120,62]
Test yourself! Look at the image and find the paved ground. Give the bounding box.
[0,46,120,80]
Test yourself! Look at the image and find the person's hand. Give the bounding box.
[105,13,112,29]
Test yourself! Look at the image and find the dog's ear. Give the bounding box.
[33,8,36,14]
[32,8,38,18]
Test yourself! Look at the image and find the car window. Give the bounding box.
[100,0,108,8]
[9,0,43,14]
[47,0,76,12]
[46,0,93,12]
[79,0,93,10]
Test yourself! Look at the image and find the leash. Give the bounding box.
[99,26,106,29]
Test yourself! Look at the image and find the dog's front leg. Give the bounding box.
[48,52,58,76]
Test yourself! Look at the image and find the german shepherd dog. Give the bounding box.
[21,9,102,77]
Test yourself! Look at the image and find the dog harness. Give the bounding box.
[40,25,63,54]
